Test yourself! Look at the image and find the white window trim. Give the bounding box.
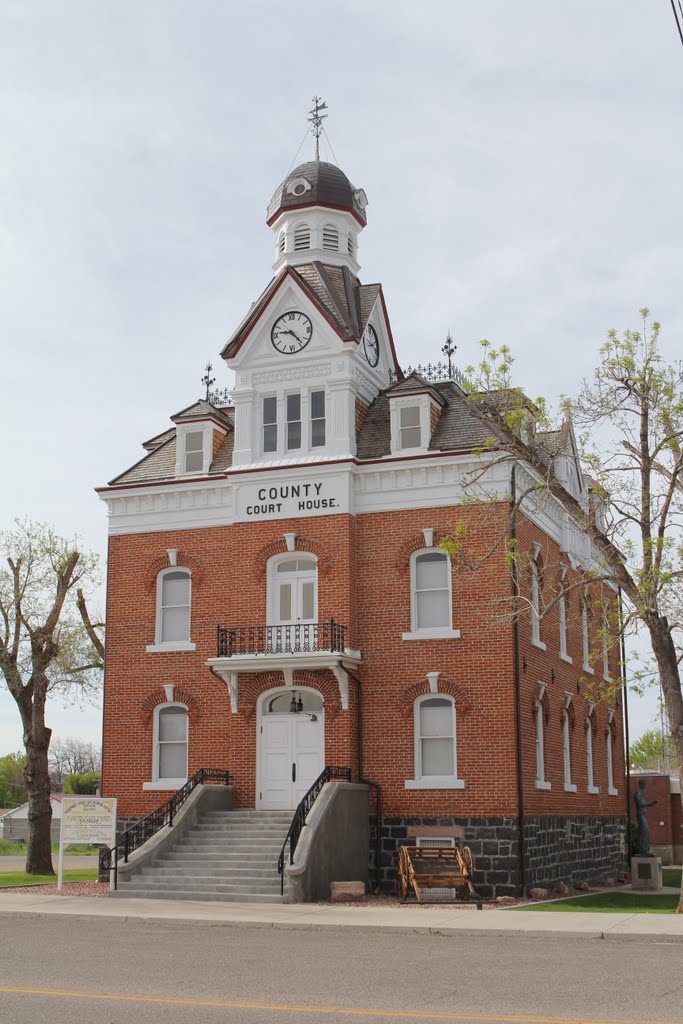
[267,552,318,626]
[261,390,326,457]
[581,598,594,674]
[607,710,618,796]
[562,694,576,793]
[586,708,599,793]
[601,606,612,681]
[559,569,571,662]
[403,547,458,639]
[389,395,433,455]
[143,702,188,790]
[530,559,546,650]
[174,422,215,477]
[149,567,194,651]
[405,694,464,790]
[534,687,551,790]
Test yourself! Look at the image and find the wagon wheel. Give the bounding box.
[397,847,409,901]
[461,845,474,877]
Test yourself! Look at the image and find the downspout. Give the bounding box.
[343,664,381,894]
[510,464,528,896]
[618,588,631,872]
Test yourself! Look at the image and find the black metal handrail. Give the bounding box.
[216,619,346,658]
[277,765,352,895]
[102,767,230,890]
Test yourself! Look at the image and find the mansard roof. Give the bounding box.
[171,399,232,428]
[221,263,382,359]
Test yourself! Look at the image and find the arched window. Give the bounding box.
[409,549,452,634]
[530,556,545,649]
[267,555,318,648]
[406,694,464,789]
[606,708,618,796]
[562,694,576,792]
[153,568,192,648]
[154,704,188,785]
[586,706,598,793]
[277,230,286,256]
[322,224,339,251]
[534,685,550,790]
[293,224,310,251]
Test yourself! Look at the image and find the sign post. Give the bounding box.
[57,797,117,891]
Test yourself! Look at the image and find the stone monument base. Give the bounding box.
[631,856,663,891]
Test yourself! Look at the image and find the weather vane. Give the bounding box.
[201,361,216,402]
[308,96,328,161]
[442,331,457,379]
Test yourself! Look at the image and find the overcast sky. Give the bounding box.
[1,1,681,755]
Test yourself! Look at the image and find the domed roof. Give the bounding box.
[267,160,368,226]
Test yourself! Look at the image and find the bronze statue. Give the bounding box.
[634,778,657,856]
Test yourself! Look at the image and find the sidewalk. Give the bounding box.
[1,891,681,941]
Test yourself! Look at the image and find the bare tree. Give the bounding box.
[444,311,683,911]
[49,736,102,788]
[0,521,104,874]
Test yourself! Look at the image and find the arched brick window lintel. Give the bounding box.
[144,552,204,592]
[396,532,445,575]
[400,677,470,719]
[141,687,200,723]
[254,537,333,579]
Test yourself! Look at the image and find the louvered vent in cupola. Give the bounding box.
[277,231,286,256]
[347,233,355,258]
[294,225,310,251]
[322,225,339,251]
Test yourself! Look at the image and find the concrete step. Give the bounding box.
[204,811,292,820]
[119,878,283,894]
[138,866,281,880]
[112,889,286,903]
[174,840,285,851]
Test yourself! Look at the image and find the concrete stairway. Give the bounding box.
[113,809,293,903]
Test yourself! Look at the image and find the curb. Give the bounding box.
[1,909,681,942]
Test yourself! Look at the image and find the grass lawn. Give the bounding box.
[517,891,679,914]
[663,868,681,887]
[0,867,99,887]
[0,839,98,856]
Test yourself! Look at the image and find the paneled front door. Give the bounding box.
[259,709,324,810]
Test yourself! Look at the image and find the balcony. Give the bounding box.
[207,619,360,715]
[216,620,346,658]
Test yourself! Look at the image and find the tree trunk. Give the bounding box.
[20,687,54,876]
[649,617,683,913]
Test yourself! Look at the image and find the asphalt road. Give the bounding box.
[1,917,682,1024]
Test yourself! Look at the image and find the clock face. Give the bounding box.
[362,323,379,367]
[271,311,313,354]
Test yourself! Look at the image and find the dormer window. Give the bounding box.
[399,407,421,449]
[322,225,339,251]
[294,225,310,251]
[184,431,204,474]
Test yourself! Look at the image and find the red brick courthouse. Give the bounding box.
[99,152,627,897]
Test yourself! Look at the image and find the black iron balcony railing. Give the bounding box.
[216,619,346,658]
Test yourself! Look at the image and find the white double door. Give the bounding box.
[259,712,324,810]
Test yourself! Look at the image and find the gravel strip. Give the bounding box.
[0,881,109,897]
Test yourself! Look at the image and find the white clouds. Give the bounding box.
[1,1,681,750]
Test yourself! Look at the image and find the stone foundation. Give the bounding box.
[371,814,628,898]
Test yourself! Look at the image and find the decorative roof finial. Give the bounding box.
[201,361,216,402]
[442,331,457,380]
[308,96,328,162]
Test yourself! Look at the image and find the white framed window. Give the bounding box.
[263,396,278,453]
[147,568,195,653]
[607,708,618,795]
[322,224,339,251]
[310,390,325,447]
[582,594,594,673]
[267,553,318,627]
[562,694,576,792]
[183,430,204,474]
[530,558,546,650]
[286,393,302,450]
[535,686,551,790]
[144,703,188,790]
[403,549,460,640]
[601,602,612,681]
[405,695,464,790]
[400,406,421,449]
[586,707,599,793]
[389,395,434,454]
[559,566,571,662]
[293,224,310,251]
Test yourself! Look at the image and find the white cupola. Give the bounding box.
[266,160,368,276]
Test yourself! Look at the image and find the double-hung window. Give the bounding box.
[287,394,302,450]
[263,397,278,453]
[535,687,550,790]
[405,695,464,789]
[562,695,576,792]
[310,390,325,447]
[148,568,195,652]
[155,705,188,785]
[399,406,421,449]
[404,549,459,640]
[586,708,598,793]
[184,431,204,474]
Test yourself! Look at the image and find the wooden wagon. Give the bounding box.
[397,844,483,909]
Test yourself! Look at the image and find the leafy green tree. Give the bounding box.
[0,752,27,807]
[63,771,101,795]
[444,311,683,911]
[628,729,672,771]
[0,521,104,874]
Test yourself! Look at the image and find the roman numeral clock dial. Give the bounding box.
[271,311,313,354]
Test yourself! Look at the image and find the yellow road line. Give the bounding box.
[0,986,677,1024]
